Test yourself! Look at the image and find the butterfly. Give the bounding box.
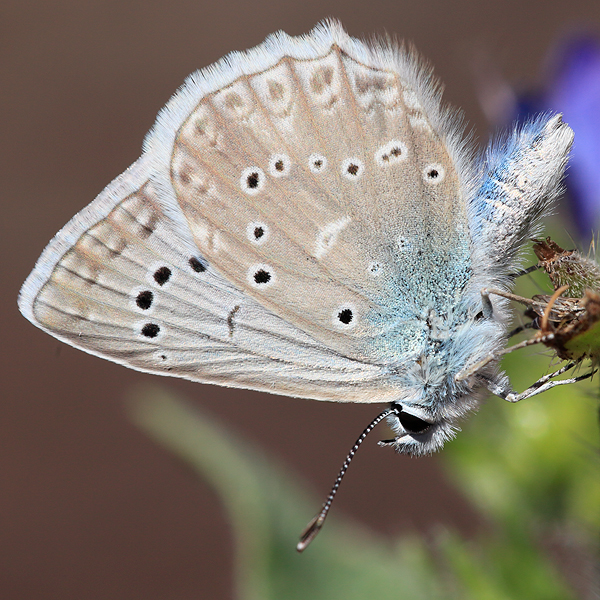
[19,21,575,546]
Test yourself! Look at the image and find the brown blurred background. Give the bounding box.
[3,1,599,598]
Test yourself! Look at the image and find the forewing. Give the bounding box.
[160,22,473,364]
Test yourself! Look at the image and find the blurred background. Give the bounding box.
[3,1,600,598]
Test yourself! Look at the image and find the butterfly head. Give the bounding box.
[382,403,459,455]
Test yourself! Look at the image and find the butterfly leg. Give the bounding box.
[482,287,537,308]
[481,360,592,402]
[480,286,537,320]
[511,264,540,279]
[501,361,596,402]
[508,321,536,338]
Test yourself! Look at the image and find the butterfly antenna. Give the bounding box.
[296,405,400,552]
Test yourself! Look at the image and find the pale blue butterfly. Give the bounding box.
[18,21,575,549]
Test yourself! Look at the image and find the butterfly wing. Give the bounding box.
[152,21,474,366]
[20,21,476,402]
[19,156,390,402]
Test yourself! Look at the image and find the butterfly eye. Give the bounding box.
[398,411,432,435]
